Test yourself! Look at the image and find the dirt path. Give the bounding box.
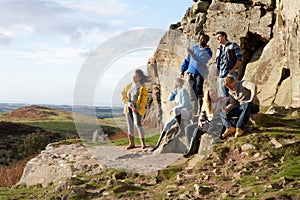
[89,146,184,174]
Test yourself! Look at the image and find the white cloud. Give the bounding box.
[0,33,13,45]
[60,0,132,16]
[0,0,131,44]
[21,46,89,65]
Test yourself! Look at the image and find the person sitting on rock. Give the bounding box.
[151,77,193,152]
[121,69,149,150]
[220,75,259,138]
[183,89,225,158]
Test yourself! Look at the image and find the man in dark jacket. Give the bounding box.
[215,31,243,97]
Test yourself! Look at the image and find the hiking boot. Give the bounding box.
[222,126,236,137]
[235,128,244,138]
[125,145,136,150]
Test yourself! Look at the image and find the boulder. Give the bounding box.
[153,119,191,155]
[92,129,109,142]
[17,143,104,187]
[192,1,210,13]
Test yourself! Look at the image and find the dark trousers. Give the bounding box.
[220,102,259,130]
[188,73,204,115]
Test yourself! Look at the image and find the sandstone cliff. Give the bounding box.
[147,0,300,125]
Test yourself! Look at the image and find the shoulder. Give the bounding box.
[125,83,132,89]
[242,80,255,87]
[232,42,240,49]
[140,84,148,91]
[180,88,188,94]
[204,47,213,57]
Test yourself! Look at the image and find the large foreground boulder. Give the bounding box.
[17,143,104,187]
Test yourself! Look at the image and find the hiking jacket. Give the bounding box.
[121,83,148,115]
[216,41,243,78]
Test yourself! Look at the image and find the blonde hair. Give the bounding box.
[223,75,236,87]
[175,77,185,86]
[203,90,212,115]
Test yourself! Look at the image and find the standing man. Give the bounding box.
[220,76,259,138]
[180,33,212,116]
[215,31,243,97]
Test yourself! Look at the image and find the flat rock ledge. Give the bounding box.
[17,143,182,187]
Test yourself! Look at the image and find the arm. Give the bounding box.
[173,89,189,109]
[229,43,243,73]
[222,95,239,113]
[229,60,242,73]
[121,84,130,104]
[136,86,148,111]
[167,91,176,101]
[242,81,257,103]
[180,54,190,77]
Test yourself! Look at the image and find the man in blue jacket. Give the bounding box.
[180,33,212,116]
[215,31,243,97]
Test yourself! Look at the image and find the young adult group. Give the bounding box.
[121,31,260,156]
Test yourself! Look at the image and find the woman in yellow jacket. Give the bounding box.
[121,69,149,150]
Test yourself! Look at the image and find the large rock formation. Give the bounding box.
[146,0,300,127]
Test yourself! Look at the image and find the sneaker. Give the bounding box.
[222,126,236,137]
[235,128,244,138]
[183,151,192,158]
[150,146,158,152]
[141,145,147,150]
[125,145,136,150]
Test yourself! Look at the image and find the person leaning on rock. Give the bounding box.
[121,69,149,150]
[180,33,212,116]
[215,31,243,97]
[183,89,228,157]
[220,76,259,138]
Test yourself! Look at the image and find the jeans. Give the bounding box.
[125,107,144,137]
[188,73,204,115]
[220,102,259,130]
[218,72,238,97]
[185,123,198,144]
[162,117,177,132]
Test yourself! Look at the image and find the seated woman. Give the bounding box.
[183,89,225,158]
[151,78,192,152]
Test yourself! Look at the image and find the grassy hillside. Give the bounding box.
[0,106,299,199]
[0,109,298,199]
[0,106,127,188]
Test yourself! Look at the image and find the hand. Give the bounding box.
[129,103,135,110]
[228,68,237,73]
[187,48,194,56]
[221,107,229,114]
[180,72,184,78]
[198,123,204,128]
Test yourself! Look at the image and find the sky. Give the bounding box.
[0,0,192,106]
